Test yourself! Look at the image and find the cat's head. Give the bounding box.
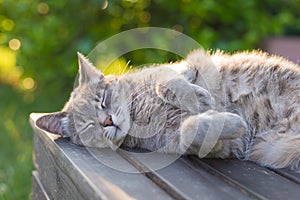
[36,53,129,150]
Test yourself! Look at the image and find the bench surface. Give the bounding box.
[30,113,300,200]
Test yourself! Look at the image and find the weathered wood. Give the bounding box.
[34,134,88,200]
[31,113,172,200]
[32,171,50,200]
[31,113,300,200]
[274,168,300,185]
[118,150,250,200]
[188,156,300,200]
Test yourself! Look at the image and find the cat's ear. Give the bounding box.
[36,112,69,137]
[77,52,104,85]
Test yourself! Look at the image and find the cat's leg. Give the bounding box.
[179,110,247,158]
[156,78,214,113]
[249,128,300,170]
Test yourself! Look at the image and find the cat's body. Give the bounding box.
[213,52,300,168]
[37,50,300,170]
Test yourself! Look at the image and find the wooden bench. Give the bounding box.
[30,113,300,200]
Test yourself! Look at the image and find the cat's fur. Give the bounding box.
[36,50,300,170]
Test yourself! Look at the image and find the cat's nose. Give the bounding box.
[104,115,113,127]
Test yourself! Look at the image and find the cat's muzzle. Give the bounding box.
[104,115,114,127]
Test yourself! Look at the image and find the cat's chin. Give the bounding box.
[104,125,128,150]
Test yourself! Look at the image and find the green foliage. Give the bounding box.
[0,0,299,198]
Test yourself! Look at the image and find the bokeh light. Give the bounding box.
[9,39,21,51]
[101,0,108,10]
[22,77,35,90]
[1,18,14,31]
[37,2,49,14]
[140,12,151,23]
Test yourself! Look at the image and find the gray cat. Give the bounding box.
[36,50,300,170]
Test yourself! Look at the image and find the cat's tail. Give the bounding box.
[249,132,300,171]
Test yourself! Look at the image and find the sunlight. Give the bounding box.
[0,46,22,86]
[101,0,108,10]
[0,46,15,68]
[9,39,21,51]
[96,57,129,75]
[22,77,35,90]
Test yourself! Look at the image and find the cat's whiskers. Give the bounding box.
[121,60,131,75]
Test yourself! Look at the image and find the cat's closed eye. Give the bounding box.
[101,90,111,109]
[94,93,106,109]
[101,98,106,109]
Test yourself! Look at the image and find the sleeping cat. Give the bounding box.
[36,50,300,170]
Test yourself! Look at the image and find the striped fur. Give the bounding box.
[36,50,300,170]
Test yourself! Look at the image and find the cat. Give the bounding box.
[36,49,300,170]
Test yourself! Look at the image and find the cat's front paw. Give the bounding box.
[156,78,214,113]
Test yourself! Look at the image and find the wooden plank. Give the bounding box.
[34,134,90,200]
[31,112,300,200]
[274,168,300,185]
[118,149,251,200]
[30,113,173,200]
[189,156,300,200]
[32,171,50,200]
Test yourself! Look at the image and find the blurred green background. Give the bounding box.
[0,0,300,199]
